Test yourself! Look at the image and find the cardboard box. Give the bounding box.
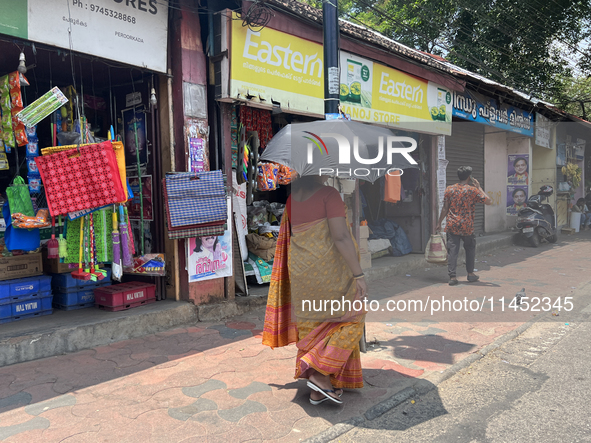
[0,253,43,281]
[360,225,370,239]
[358,238,369,255]
[360,252,372,270]
[42,249,74,274]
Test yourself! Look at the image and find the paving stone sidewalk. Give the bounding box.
[0,233,590,442]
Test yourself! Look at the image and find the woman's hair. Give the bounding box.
[194,236,219,254]
[512,188,526,198]
[513,157,528,168]
[577,197,586,206]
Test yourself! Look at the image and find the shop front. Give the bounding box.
[450,89,534,233]
[0,0,170,321]
[213,7,454,294]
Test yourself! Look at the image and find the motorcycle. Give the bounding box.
[515,185,557,247]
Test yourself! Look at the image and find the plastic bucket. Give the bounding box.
[570,212,582,232]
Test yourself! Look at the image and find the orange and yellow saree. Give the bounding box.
[262,207,365,389]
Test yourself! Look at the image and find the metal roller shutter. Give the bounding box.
[445,121,485,234]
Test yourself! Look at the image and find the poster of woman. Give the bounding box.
[186,198,233,282]
[507,155,529,185]
[506,186,528,215]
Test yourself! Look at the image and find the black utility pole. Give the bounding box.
[323,0,339,116]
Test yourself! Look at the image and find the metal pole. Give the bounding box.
[323,0,339,116]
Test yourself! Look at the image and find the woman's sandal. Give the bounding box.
[309,388,343,405]
[307,380,343,405]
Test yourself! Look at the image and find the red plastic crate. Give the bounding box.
[97,298,156,312]
[94,282,156,308]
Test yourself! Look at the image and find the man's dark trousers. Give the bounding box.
[446,232,476,278]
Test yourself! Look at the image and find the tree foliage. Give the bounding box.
[304,0,591,103]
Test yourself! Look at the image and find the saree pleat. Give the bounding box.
[262,209,365,389]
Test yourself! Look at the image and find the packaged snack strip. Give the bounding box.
[0,75,9,94]
[26,140,39,157]
[3,127,15,148]
[25,125,37,137]
[10,88,23,108]
[8,72,19,89]
[1,93,10,111]
[28,175,42,193]
[14,125,27,147]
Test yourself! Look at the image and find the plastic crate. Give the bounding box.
[97,298,156,312]
[0,292,53,320]
[53,284,109,310]
[0,275,52,305]
[94,282,156,308]
[0,310,52,324]
[51,269,112,293]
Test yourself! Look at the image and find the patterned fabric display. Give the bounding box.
[165,170,227,229]
[35,141,125,216]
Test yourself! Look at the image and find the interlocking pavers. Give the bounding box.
[182,380,227,399]
[216,400,267,422]
[228,381,272,400]
[168,398,218,421]
[24,394,76,416]
[0,416,49,440]
[207,325,252,340]
[0,393,31,414]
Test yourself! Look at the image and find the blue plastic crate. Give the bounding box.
[1,309,53,323]
[51,269,112,293]
[53,302,95,311]
[52,283,110,309]
[0,292,53,320]
[0,275,52,305]
[11,293,53,317]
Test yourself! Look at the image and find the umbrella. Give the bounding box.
[260,120,419,183]
[112,205,122,281]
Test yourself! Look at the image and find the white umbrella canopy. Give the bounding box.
[260,120,419,183]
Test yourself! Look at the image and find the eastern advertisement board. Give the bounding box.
[229,15,453,135]
[339,51,452,135]
[0,0,169,73]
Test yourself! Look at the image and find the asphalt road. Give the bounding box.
[331,289,591,443]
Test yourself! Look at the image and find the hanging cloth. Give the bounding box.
[384,173,401,203]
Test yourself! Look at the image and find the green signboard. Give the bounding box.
[0,1,28,39]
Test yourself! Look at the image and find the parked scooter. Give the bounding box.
[516,185,557,247]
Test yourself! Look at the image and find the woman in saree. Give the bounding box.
[262,175,367,405]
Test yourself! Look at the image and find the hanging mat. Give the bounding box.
[41,141,129,200]
[35,141,126,216]
[164,170,227,229]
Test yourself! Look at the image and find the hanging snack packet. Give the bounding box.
[27,157,39,174]
[28,175,42,193]
[26,140,39,157]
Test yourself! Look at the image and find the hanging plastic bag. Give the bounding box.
[256,163,279,191]
[6,176,35,217]
[425,233,447,264]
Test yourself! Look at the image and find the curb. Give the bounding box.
[302,308,545,443]
[0,303,197,367]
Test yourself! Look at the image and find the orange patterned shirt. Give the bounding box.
[444,183,486,236]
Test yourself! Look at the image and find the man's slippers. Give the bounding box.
[307,380,343,405]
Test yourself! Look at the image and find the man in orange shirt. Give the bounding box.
[437,166,493,285]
